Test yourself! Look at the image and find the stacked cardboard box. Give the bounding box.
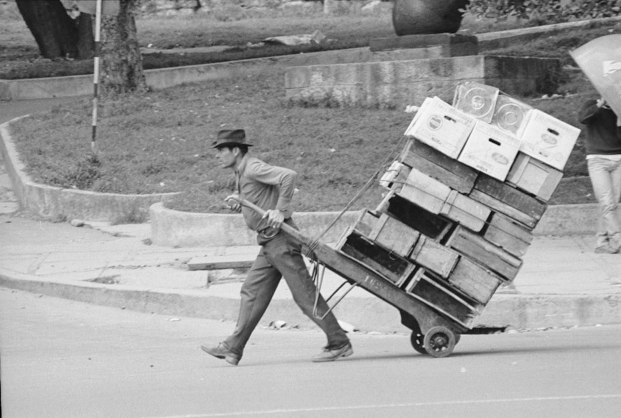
[336,81,580,329]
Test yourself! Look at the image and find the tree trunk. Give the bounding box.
[16,0,80,59]
[77,13,95,59]
[99,0,147,96]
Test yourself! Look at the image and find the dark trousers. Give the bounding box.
[223,229,349,358]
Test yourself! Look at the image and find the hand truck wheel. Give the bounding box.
[410,331,427,355]
[423,326,456,358]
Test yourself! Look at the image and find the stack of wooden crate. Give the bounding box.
[336,82,580,329]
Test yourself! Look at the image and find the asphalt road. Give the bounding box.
[1,287,620,418]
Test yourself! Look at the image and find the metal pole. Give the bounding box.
[91,0,103,153]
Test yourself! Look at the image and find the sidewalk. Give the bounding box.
[1,190,621,333]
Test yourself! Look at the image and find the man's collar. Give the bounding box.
[235,153,249,174]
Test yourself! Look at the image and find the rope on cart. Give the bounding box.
[306,134,409,253]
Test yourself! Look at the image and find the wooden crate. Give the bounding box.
[368,213,421,258]
[337,229,417,287]
[349,210,379,237]
[448,256,503,305]
[483,212,533,258]
[506,153,563,201]
[446,225,522,281]
[402,139,478,194]
[469,190,536,229]
[405,269,479,328]
[410,236,460,279]
[379,161,411,193]
[474,174,547,220]
[440,190,491,232]
[399,168,451,214]
[470,174,548,229]
[377,192,454,242]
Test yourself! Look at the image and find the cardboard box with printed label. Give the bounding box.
[457,120,521,181]
[518,109,581,171]
[404,97,477,159]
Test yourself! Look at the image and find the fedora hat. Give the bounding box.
[212,129,253,148]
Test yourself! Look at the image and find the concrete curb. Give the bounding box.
[2,268,620,332]
[0,119,176,223]
[476,16,621,50]
[150,202,360,247]
[148,201,621,248]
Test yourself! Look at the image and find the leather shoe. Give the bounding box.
[595,244,619,254]
[312,342,353,362]
[201,342,240,366]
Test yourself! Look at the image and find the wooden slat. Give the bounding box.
[339,231,417,286]
[410,236,459,278]
[402,141,478,193]
[474,174,547,220]
[448,257,503,305]
[483,212,533,258]
[370,213,421,257]
[440,190,491,232]
[446,225,522,281]
[405,270,478,328]
[469,189,537,229]
[399,168,452,214]
[380,194,454,241]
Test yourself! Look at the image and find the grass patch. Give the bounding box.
[10,68,413,213]
[10,65,600,213]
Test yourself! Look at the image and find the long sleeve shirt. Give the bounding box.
[235,154,297,232]
[578,99,621,156]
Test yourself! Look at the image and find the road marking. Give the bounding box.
[151,394,621,417]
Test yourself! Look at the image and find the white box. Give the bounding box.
[453,81,499,123]
[404,97,476,159]
[458,120,521,181]
[403,97,432,136]
[518,109,581,171]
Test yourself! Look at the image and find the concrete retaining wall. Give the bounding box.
[0,48,457,101]
[285,55,562,108]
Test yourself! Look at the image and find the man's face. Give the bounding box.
[215,146,237,169]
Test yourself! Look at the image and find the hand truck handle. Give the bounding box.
[225,196,310,246]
